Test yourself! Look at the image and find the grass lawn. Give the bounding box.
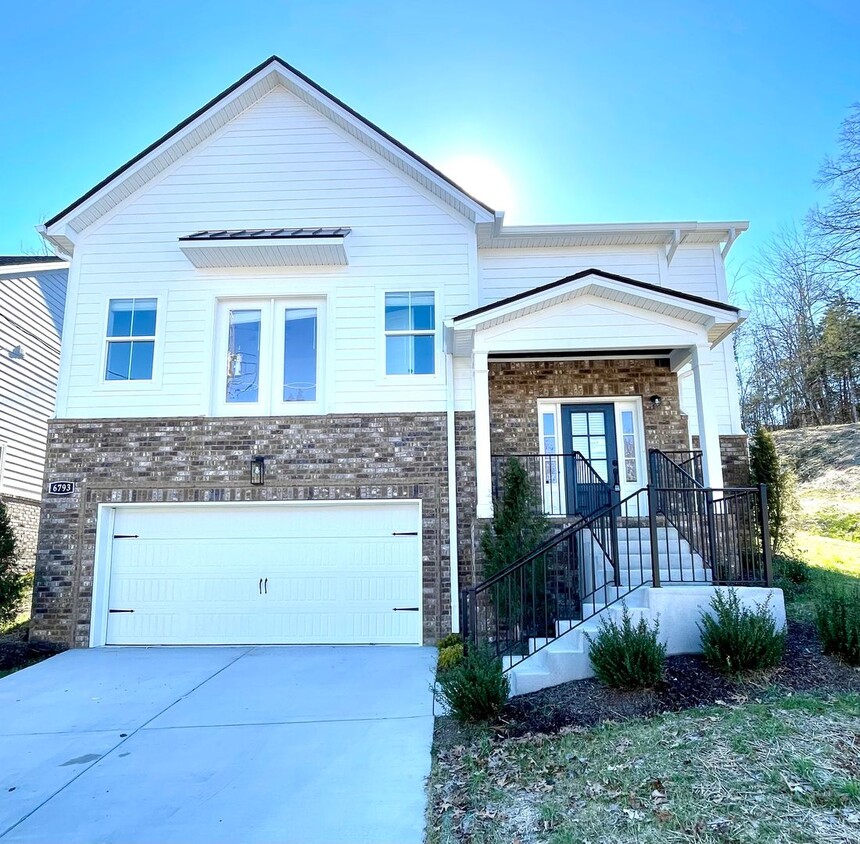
[428,693,860,843]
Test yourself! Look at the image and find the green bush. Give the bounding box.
[0,500,26,629]
[586,605,666,690]
[699,588,785,675]
[815,586,860,665]
[434,644,510,723]
[436,632,463,650]
[749,427,798,553]
[774,553,810,585]
[437,643,465,672]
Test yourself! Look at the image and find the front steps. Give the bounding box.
[504,522,712,696]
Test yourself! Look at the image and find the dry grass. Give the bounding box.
[427,694,860,844]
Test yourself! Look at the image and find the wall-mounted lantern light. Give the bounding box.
[649,395,662,408]
[250,456,265,485]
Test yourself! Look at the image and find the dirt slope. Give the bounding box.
[773,422,860,495]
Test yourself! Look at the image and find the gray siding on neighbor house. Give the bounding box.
[0,268,67,502]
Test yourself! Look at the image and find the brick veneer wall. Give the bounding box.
[488,359,690,456]
[2,494,41,572]
[692,434,751,488]
[32,414,454,648]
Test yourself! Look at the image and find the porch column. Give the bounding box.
[691,343,725,489]
[473,351,493,519]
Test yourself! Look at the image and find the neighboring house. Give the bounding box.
[0,256,68,571]
[34,57,779,687]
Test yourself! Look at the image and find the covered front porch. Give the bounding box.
[446,269,745,520]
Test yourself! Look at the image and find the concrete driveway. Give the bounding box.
[0,646,437,843]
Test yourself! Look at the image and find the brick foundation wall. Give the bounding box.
[1,494,41,573]
[692,434,751,488]
[488,358,690,455]
[33,414,454,648]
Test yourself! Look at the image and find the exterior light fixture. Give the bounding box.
[649,395,662,408]
[250,456,265,485]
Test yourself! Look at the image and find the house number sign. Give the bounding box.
[47,481,76,496]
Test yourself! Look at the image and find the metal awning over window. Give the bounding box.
[178,227,351,268]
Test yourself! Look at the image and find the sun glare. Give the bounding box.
[437,155,516,214]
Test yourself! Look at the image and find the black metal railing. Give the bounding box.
[461,489,654,669]
[463,482,773,671]
[650,449,703,486]
[490,452,615,518]
[648,485,772,586]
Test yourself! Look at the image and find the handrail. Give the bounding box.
[649,448,703,488]
[490,451,614,517]
[461,488,648,669]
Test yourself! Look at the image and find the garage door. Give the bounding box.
[103,501,422,646]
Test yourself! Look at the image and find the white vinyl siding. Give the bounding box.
[0,269,66,500]
[58,87,474,419]
[478,245,724,306]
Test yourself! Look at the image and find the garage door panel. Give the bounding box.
[104,502,422,646]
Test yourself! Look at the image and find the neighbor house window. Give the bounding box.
[105,298,157,381]
[384,291,435,375]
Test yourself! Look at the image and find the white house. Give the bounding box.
[33,57,778,691]
[0,256,68,572]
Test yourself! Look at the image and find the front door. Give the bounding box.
[561,403,619,516]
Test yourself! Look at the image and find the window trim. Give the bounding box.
[379,288,441,383]
[213,296,326,417]
[95,294,165,391]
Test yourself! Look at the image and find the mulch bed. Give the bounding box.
[501,620,860,736]
[0,627,65,674]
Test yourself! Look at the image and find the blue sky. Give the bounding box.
[1,0,858,294]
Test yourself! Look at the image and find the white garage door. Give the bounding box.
[103,501,422,646]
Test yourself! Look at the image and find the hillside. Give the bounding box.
[773,422,860,495]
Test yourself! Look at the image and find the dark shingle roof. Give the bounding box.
[0,255,64,266]
[179,227,351,241]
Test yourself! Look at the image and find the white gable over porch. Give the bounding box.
[445,269,746,518]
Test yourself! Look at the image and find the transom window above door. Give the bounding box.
[216,298,323,416]
[384,291,435,375]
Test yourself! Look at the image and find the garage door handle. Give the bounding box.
[113,535,139,539]
[392,531,418,536]
[109,609,135,613]
[392,607,419,612]
[264,578,268,594]
[259,578,263,594]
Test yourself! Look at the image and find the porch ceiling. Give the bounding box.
[446,269,744,357]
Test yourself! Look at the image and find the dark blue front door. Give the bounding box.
[561,404,619,516]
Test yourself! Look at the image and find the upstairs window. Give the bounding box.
[384,291,435,375]
[217,298,322,415]
[105,298,157,381]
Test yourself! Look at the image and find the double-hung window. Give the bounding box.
[384,291,435,375]
[218,298,322,415]
[104,298,157,381]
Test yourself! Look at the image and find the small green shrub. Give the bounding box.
[815,586,860,665]
[434,644,510,723]
[586,605,666,690]
[437,643,465,671]
[699,588,785,675]
[774,553,810,585]
[749,426,798,553]
[436,632,463,650]
[0,500,26,629]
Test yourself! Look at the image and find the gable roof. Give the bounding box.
[453,268,740,324]
[41,56,496,251]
